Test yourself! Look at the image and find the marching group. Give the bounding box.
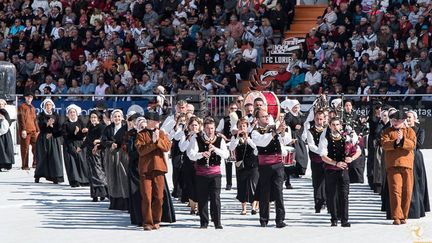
[0,90,428,230]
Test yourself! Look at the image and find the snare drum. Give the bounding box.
[282,146,296,167]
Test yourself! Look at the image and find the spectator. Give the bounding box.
[39,75,57,93]
[95,76,109,100]
[79,75,96,98]
[284,66,305,93]
[227,15,244,40]
[305,65,322,92]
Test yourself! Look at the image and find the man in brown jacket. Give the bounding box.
[135,111,171,231]
[17,91,39,170]
[382,110,416,225]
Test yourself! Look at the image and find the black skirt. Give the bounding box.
[63,141,90,186]
[349,154,365,184]
[162,175,176,223]
[0,130,14,170]
[408,150,430,218]
[236,167,259,203]
[87,150,108,198]
[180,156,197,203]
[103,148,130,211]
[34,134,64,183]
[128,157,142,226]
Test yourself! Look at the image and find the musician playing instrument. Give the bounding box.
[251,108,291,228]
[160,99,188,136]
[187,117,229,229]
[229,118,259,215]
[216,102,241,190]
[178,116,202,214]
[306,111,327,213]
[319,117,361,227]
[170,113,188,198]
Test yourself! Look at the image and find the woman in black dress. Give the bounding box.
[81,110,108,202]
[178,116,202,214]
[126,114,145,226]
[229,118,259,215]
[282,99,308,189]
[373,109,391,194]
[406,110,430,218]
[34,99,64,184]
[62,104,90,187]
[100,109,129,210]
[0,99,15,171]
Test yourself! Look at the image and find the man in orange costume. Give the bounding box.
[382,110,416,225]
[17,91,39,170]
[136,111,171,231]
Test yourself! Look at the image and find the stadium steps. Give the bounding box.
[284,5,327,39]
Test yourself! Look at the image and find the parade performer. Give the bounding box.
[319,117,361,227]
[178,116,202,214]
[126,112,144,225]
[252,108,291,228]
[62,104,90,187]
[187,117,229,229]
[0,99,15,171]
[381,110,416,225]
[229,117,259,215]
[281,99,307,189]
[135,111,172,231]
[17,91,39,170]
[81,110,108,202]
[34,99,64,184]
[100,109,130,210]
[216,102,241,190]
[306,111,327,213]
[405,110,430,219]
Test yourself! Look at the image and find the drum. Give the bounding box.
[244,91,280,119]
[282,146,296,167]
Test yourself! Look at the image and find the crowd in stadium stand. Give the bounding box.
[1,0,431,100]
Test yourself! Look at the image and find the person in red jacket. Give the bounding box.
[135,111,172,231]
[17,91,39,170]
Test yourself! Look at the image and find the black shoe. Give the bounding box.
[341,222,351,227]
[276,222,286,228]
[200,224,208,229]
[100,197,105,201]
[92,197,98,202]
[315,208,321,213]
[260,221,267,227]
[215,225,223,229]
[34,178,39,183]
[331,220,337,227]
[251,210,257,215]
[285,183,293,189]
[225,185,232,190]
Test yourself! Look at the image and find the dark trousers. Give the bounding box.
[258,163,285,224]
[367,138,375,187]
[196,174,222,227]
[171,155,182,197]
[225,161,233,187]
[325,169,350,223]
[311,162,326,210]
